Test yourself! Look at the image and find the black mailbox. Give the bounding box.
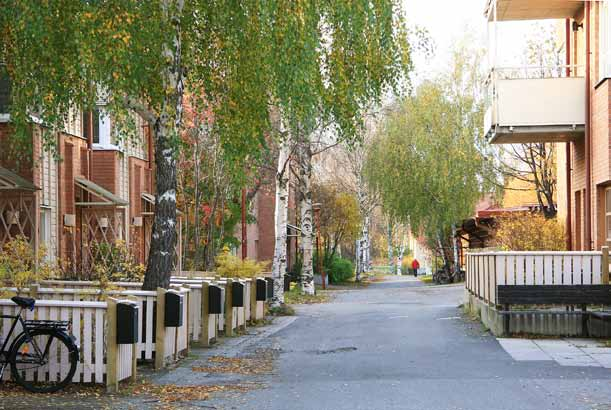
[117,302,139,344]
[256,278,267,301]
[208,285,222,314]
[232,281,244,307]
[284,275,291,292]
[164,291,183,327]
[265,277,274,300]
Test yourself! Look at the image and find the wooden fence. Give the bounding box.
[0,298,135,391]
[466,250,611,305]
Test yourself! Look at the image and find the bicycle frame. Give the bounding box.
[0,309,45,370]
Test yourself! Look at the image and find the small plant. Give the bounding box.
[215,247,268,278]
[89,240,145,298]
[0,235,56,294]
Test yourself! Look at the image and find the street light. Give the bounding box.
[312,202,326,290]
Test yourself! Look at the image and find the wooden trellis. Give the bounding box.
[79,207,126,274]
[0,166,39,249]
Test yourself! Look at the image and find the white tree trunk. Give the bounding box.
[387,221,394,274]
[451,224,459,276]
[298,141,315,295]
[396,233,406,275]
[270,139,290,307]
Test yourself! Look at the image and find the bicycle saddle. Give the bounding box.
[11,296,35,310]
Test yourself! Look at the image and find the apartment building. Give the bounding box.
[484,0,610,251]
[0,73,180,274]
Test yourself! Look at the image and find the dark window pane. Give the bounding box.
[82,109,100,143]
[0,67,10,113]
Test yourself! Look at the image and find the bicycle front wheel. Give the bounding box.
[10,329,78,393]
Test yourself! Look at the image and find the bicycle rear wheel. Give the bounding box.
[10,329,78,393]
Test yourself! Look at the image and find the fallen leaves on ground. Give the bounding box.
[131,380,261,404]
[192,351,274,375]
[0,382,105,398]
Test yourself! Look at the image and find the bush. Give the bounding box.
[327,257,354,283]
[0,235,56,294]
[91,240,145,283]
[492,213,566,251]
[400,256,413,275]
[215,247,268,278]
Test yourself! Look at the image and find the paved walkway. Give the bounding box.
[498,338,611,368]
[3,276,611,409]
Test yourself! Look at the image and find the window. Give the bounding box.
[82,109,100,143]
[0,66,10,114]
[606,188,611,244]
[40,208,52,261]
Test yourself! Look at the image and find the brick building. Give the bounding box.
[0,77,179,274]
[484,0,610,251]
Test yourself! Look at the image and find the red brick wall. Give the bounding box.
[91,150,118,194]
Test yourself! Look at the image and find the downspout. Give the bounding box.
[565,18,572,250]
[585,2,592,250]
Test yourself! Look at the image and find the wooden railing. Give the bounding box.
[466,249,611,305]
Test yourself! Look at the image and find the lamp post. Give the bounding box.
[313,203,325,290]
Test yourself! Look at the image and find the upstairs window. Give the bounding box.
[0,66,10,114]
[82,109,100,143]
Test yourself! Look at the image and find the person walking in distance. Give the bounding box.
[411,258,420,277]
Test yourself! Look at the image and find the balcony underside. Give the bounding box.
[488,125,584,144]
[486,0,584,21]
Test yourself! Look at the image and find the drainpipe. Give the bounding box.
[565,18,572,251]
[585,2,592,250]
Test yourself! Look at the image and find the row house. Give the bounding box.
[0,74,180,275]
[483,0,611,251]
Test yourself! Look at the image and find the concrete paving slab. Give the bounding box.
[497,338,553,361]
[591,354,611,368]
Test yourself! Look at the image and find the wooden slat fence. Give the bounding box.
[466,251,607,304]
[0,299,134,385]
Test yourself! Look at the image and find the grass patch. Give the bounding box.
[268,304,296,316]
[283,285,329,305]
[419,274,434,284]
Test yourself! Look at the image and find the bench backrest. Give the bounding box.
[497,285,611,305]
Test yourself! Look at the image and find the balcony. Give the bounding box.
[484,66,585,144]
[485,0,584,22]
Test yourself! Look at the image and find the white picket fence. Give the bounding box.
[0,299,134,385]
[466,251,608,304]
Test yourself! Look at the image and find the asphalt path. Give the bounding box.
[210,275,611,410]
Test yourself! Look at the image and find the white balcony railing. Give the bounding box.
[484,65,586,144]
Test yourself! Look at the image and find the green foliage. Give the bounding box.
[327,257,355,283]
[365,42,498,246]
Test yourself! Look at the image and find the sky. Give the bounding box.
[402,0,558,81]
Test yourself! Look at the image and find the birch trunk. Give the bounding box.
[451,224,459,276]
[298,141,315,295]
[270,138,290,307]
[396,235,405,275]
[387,221,394,274]
[142,0,184,290]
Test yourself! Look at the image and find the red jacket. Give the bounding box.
[411,259,420,270]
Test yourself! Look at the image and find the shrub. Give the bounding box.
[492,213,566,251]
[216,247,268,278]
[91,240,145,283]
[327,257,354,283]
[401,256,413,275]
[0,235,56,294]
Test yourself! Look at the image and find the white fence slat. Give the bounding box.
[83,309,93,383]
[582,255,592,284]
[562,255,573,285]
[60,307,70,380]
[534,256,544,285]
[516,255,525,285]
[553,255,563,285]
[495,255,506,286]
[145,297,154,359]
[506,255,516,285]
[592,255,602,284]
[543,255,553,285]
[49,307,59,382]
[94,308,104,383]
[573,256,583,285]
[72,307,81,382]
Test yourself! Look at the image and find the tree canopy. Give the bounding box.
[365,45,496,246]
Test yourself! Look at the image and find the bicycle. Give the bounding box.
[0,296,79,393]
